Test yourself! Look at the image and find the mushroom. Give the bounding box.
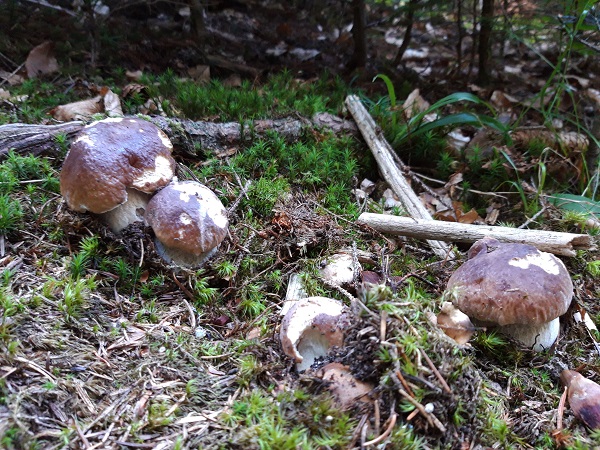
[319,253,358,290]
[144,180,228,267]
[317,362,373,409]
[280,297,352,371]
[561,370,600,429]
[435,301,476,345]
[60,117,176,232]
[444,237,573,351]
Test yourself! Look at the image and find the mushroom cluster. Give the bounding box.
[60,117,228,268]
[60,117,176,233]
[442,237,573,351]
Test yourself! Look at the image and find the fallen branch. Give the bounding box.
[345,94,456,260]
[0,121,84,157]
[356,213,595,257]
[0,113,358,160]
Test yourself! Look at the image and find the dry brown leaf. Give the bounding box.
[102,88,124,117]
[0,70,24,86]
[490,90,519,110]
[586,88,600,107]
[122,83,146,98]
[0,89,9,100]
[436,302,475,345]
[188,64,210,83]
[50,95,103,121]
[126,69,143,81]
[402,88,430,120]
[25,41,60,79]
[511,128,588,153]
[574,307,598,332]
[222,73,242,87]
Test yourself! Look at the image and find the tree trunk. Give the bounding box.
[351,0,367,68]
[393,0,418,65]
[477,0,495,85]
[0,114,357,160]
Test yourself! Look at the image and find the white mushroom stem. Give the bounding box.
[101,188,151,233]
[500,317,560,352]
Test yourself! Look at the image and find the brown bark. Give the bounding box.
[477,0,495,85]
[393,0,418,65]
[350,0,367,68]
[0,114,357,160]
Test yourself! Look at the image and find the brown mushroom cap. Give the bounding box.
[60,117,176,214]
[561,369,600,430]
[446,237,573,327]
[144,180,228,267]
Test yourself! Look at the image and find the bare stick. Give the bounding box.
[357,213,595,257]
[345,95,456,259]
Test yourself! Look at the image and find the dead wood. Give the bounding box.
[0,113,357,160]
[356,213,596,257]
[345,94,457,260]
[0,121,84,158]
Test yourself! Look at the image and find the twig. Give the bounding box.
[556,386,568,431]
[172,272,196,302]
[227,179,251,216]
[357,213,595,257]
[0,62,24,88]
[391,372,447,433]
[72,417,91,449]
[518,204,548,229]
[419,349,452,394]
[182,298,197,330]
[363,412,398,446]
[345,94,457,259]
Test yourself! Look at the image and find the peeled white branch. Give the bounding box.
[345,95,456,259]
[356,213,595,257]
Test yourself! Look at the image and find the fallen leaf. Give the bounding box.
[188,64,210,83]
[102,88,124,117]
[402,88,430,120]
[0,70,24,86]
[25,41,60,79]
[574,307,598,332]
[126,69,143,81]
[222,74,242,87]
[50,95,103,121]
[122,83,146,98]
[436,302,475,345]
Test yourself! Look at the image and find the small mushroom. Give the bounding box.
[561,370,600,429]
[318,362,373,409]
[280,297,351,371]
[436,301,476,345]
[144,180,228,268]
[60,117,176,232]
[444,237,573,351]
[320,253,358,289]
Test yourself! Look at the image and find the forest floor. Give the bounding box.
[0,1,600,449]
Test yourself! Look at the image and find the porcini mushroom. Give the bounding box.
[144,180,228,267]
[561,369,600,430]
[60,117,176,232]
[280,297,351,371]
[444,237,573,351]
